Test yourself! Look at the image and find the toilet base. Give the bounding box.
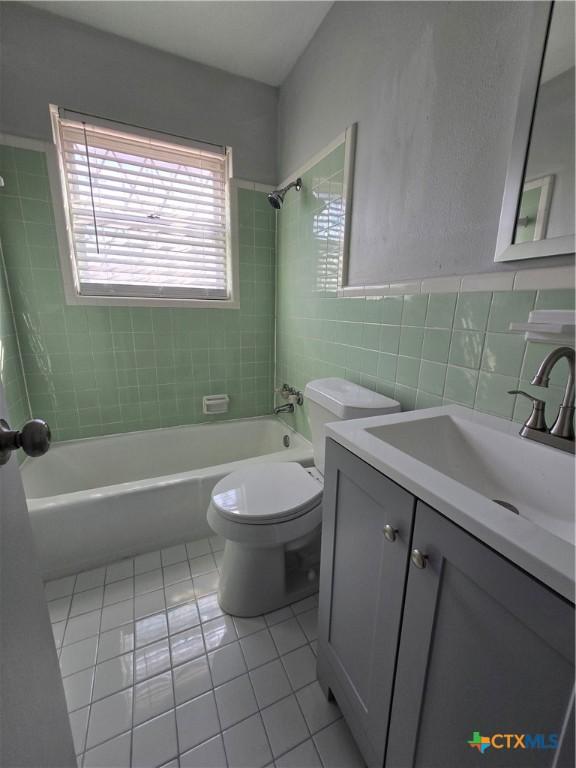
[216,533,321,617]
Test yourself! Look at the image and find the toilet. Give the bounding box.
[207,378,400,616]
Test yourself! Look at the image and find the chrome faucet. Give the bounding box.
[276,383,303,406]
[273,403,294,415]
[509,345,575,454]
[273,383,303,415]
[531,346,575,440]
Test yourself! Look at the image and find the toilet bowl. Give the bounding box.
[207,462,323,616]
[207,378,400,616]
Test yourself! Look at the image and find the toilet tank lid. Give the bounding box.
[304,378,400,419]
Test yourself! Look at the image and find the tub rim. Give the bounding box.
[25,417,313,511]
[24,413,297,452]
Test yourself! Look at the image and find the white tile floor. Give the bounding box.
[46,535,365,768]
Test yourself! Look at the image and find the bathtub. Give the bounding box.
[21,417,313,579]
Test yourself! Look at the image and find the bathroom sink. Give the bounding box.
[366,414,574,544]
[325,405,575,601]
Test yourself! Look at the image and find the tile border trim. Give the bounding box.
[339,265,575,297]
[278,130,348,190]
[235,179,275,193]
[0,133,49,152]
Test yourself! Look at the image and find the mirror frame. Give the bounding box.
[494,1,575,262]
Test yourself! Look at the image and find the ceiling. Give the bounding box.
[28,1,333,86]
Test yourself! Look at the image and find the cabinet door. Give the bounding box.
[386,501,575,768]
[318,439,416,767]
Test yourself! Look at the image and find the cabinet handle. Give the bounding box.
[383,524,398,542]
[411,549,428,569]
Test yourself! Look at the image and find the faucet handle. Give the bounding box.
[275,384,290,398]
[508,390,547,432]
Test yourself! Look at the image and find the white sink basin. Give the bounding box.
[326,405,575,601]
[366,414,574,545]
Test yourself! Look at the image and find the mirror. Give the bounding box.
[495,2,575,262]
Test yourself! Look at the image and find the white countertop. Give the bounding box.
[326,405,575,603]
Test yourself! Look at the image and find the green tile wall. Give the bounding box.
[275,142,575,438]
[0,144,276,441]
[0,243,30,429]
[1,138,573,447]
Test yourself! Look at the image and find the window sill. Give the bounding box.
[63,291,240,309]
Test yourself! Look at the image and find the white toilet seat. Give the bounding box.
[211,462,323,525]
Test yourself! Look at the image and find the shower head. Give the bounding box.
[267,191,284,210]
[267,178,302,209]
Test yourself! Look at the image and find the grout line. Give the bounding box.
[67,613,323,758]
[166,616,184,766]
[236,627,275,763]
[76,671,342,768]
[80,578,105,765]
[54,548,330,764]
[128,557,137,768]
[206,645,230,767]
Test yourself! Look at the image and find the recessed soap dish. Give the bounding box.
[203,394,229,414]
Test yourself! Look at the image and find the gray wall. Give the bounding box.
[0,2,277,184]
[278,1,573,285]
[1,1,572,280]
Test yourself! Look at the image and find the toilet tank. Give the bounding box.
[304,378,400,474]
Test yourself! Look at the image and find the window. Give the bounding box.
[51,107,235,305]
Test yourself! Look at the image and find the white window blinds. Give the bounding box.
[54,114,231,301]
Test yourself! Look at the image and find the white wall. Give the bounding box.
[0,3,278,184]
[278,1,574,285]
[0,386,75,767]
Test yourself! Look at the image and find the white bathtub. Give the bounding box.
[22,417,313,579]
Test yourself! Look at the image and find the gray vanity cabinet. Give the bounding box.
[318,441,575,768]
[385,501,575,768]
[317,439,416,768]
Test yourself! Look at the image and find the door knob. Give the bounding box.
[411,549,428,569]
[0,418,51,465]
[383,524,398,542]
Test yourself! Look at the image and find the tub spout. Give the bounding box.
[274,403,294,415]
